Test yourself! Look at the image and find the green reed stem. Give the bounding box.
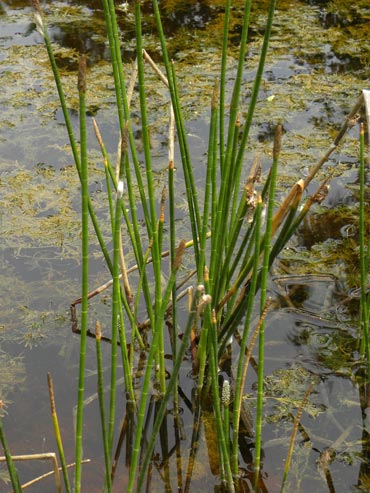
[170,62,201,261]
[95,322,112,493]
[108,182,124,451]
[102,0,125,127]
[218,211,265,350]
[230,117,244,229]
[133,243,153,329]
[198,83,219,283]
[105,167,115,237]
[102,0,151,232]
[211,116,242,299]
[121,149,155,327]
[136,281,206,492]
[33,2,113,274]
[232,229,256,290]
[34,1,79,171]
[128,241,186,493]
[184,392,202,492]
[207,0,252,294]
[223,190,252,280]
[234,0,277,178]
[359,123,370,373]
[208,309,235,492]
[151,0,201,259]
[98,122,154,333]
[74,56,88,493]
[214,0,277,295]
[196,268,211,388]
[168,153,180,416]
[231,196,262,476]
[158,187,166,256]
[93,122,139,333]
[254,125,280,489]
[118,305,136,405]
[157,227,169,394]
[223,0,251,174]
[93,119,115,236]
[168,158,177,359]
[135,2,156,233]
[0,419,22,493]
[47,373,72,493]
[219,0,231,170]
[101,0,155,328]
[278,188,322,254]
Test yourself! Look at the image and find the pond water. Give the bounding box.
[0,0,369,491]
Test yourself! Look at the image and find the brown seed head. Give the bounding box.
[273,123,282,161]
[173,239,186,270]
[78,55,87,94]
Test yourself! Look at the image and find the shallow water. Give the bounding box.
[0,0,369,491]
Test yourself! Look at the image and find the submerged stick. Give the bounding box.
[280,383,314,492]
[0,457,91,492]
[0,416,22,493]
[0,452,61,493]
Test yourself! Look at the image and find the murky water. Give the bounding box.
[0,0,369,491]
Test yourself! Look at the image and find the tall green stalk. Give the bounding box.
[101,0,156,330]
[208,309,235,492]
[33,1,113,274]
[0,419,22,493]
[136,281,209,492]
[233,0,277,178]
[151,0,201,261]
[168,109,177,358]
[74,55,89,493]
[128,241,186,492]
[134,1,157,234]
[254,125,281,489]
[210,0,277,306]
[231,196,262,476]
[359,123,370,377]
[47,373,72,493]
[219,0,231,170]
[108,179,123,451]
[223,0,252,174]
[134,2,164,339]
[95,322,112,493]
[198,82,219,283]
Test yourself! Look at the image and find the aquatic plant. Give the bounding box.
[1,0,368,492]
[359,118,370,378]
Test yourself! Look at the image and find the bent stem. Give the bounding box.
[280,383,314,492]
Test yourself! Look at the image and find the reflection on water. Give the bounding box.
[0,0,369,491]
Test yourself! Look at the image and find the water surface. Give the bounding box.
[0,0,369,491]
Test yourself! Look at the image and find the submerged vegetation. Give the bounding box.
[0,0,369,492]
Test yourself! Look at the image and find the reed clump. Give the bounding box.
[0,1,368,492]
